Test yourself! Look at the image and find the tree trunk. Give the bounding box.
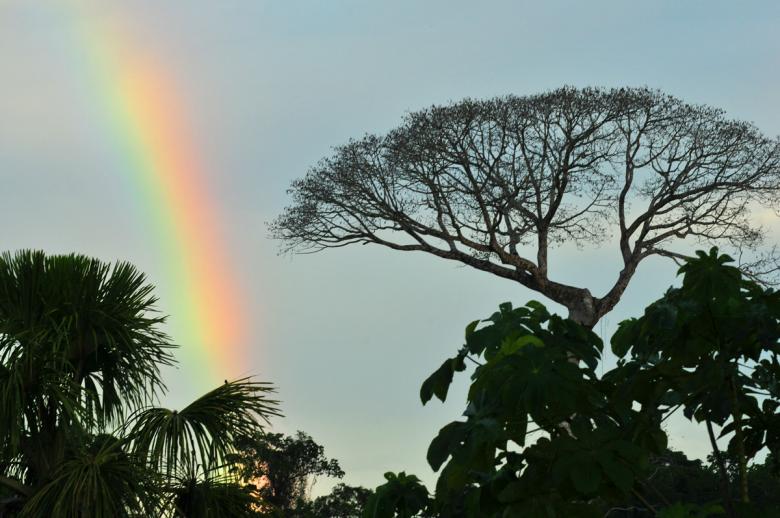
[556,291,599,438]
[565,288,598,329]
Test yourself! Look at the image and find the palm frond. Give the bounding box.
[162,464,260,518]
[19,434,161,518]
[0,342,85,465]
[1,251,282,515]
[0,250,176,430]
[128,378,281,475]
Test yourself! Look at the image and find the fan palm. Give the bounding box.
[0,251,280,516]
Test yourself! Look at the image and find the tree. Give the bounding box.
[231,430,345,516]
[363,472,432,518]
[413,249,780,517]
[309,483,372,518]
[597,449,721,517]
[272,87,780,326]
[0,250,280,516]
[600,449,780,517]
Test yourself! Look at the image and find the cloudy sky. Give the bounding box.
[1,0,779,494]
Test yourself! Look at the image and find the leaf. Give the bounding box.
[437,459,470,494]
[128,378,279,473]
[649,427,668,452]
[569,461,601,495]
[597,454,634,494]
[463,486,483,518]
[660,389,683,406]
[501,335,544,356]
[497,481,525,503]
[420,357,458,404]
[427,422,466,471]
[465,320,481,340]
[363,489,393,518]
[466,325,502,356]
[611,319,637,358]
[525,300,549,319]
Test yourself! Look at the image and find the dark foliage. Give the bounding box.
[602,450,780,517]
[0,251,280,517]
[388,248,780,517]
[363,472,433,518]
[231,431,346,516]
[308,483,372,518]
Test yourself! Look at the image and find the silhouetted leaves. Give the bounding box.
[363,472,431,518]
[0,250,280,517]
[409,249,780,517]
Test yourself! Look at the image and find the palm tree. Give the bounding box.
[0,250,280,517]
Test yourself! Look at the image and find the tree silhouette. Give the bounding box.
[231,430,345,516]
[272,87,780,326]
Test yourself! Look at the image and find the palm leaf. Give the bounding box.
[0,250,176,431]
[162,464,260,518]
[128,378,281,475]
[0,251,177,509]
[19,434,161,518]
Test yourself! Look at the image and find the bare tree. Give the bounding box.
[271,87,780,327]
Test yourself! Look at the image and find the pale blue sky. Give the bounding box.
[1,0,779,494]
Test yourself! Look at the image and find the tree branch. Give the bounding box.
[0,475,32,498]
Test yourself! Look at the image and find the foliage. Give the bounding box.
[168,467,260,518]
[408,248,780,517]
[420,300,664,517]
[129,378,279,476]
[19,433,161,517]
[741,453,780,513]
[273,87,780,326]
[363,472,432,518]
[600,449,780,517]
[655,503,725,518]
[0,250,281,516]
[645,450,720,509]
[308,483,372,518]
[230,430,345,516]
[612,248,780,514]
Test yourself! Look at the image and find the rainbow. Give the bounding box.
[64,6,247,385]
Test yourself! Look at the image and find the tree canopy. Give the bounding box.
[272,87,780,325]
[230,430,345,516]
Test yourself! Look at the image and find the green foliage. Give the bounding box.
[612,248,780,431]
[0,250,281,516]
[612,248,780,514]
[363,472,432,518]
[409,248,780,517]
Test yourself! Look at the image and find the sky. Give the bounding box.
[1,0,779,495]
